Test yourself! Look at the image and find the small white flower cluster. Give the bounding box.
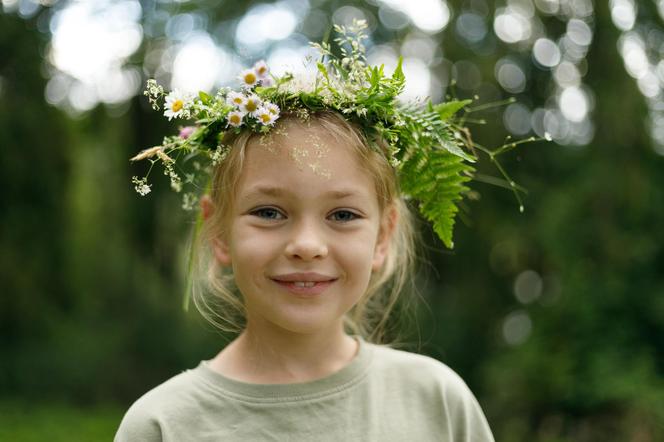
[225,61,280,128]
[132,176,152,196]
[226,92,280,128]
[153,149,183,192]
[181,192,198,211]
[144,79,164,111]
[163,162,182,192]
[210,145,229,166]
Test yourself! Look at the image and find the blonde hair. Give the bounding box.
[192,111,417,344]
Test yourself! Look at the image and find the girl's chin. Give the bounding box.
[264,309,346,336]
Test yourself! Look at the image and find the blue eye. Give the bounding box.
[251,207,285,220]
[330,210,358,222]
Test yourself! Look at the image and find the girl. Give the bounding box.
[118,21,494,441]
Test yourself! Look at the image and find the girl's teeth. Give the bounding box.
[293,281,316,287]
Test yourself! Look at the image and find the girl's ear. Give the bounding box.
[200,195,232,267]
[372,203,398,272]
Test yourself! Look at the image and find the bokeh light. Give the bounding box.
[46,0,143,113]
[235,3,299,48]
[378,0,450,33]
[503,102,532,135]
[495,58,527,93]
[502,310,532,346]
[553,61,581,87]
[402,57,433,101]
[566,18,593,47]
[456,12,487,44]
[333,5,371,29]
[559,86,589,123]
[610,0,636,32]
[532,38,561,68]
[493,6,532,44]
[514,270,543,304]
[452,60,481,91]
[171,33,236,93]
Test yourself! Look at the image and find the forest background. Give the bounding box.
[1,0,663,440]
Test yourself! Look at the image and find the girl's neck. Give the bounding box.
[210,323,359,384]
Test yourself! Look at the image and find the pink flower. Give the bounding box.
[179,126,196,139]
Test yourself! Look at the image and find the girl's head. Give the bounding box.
[195,111,415,343]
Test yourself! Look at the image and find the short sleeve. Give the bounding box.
[439,365,495,442]
[114,400,163,442]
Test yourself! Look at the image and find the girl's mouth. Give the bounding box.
[271,278,337,296]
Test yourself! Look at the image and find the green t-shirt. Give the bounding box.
[115,338,494,441]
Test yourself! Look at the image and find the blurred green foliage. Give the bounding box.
[0,400,122,441]
[1,1,663,441]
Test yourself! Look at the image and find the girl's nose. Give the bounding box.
[284,221,328,261]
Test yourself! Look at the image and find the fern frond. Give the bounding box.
[399,146,474,248]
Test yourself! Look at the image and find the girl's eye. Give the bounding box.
[329,210,359,223]
[250,207,285,220]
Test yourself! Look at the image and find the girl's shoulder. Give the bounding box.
[366,342,478,402]
[115,365,206,441]
[369,342,464,378]
[363,342,494,441]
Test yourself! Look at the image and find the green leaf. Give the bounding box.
[198,91,212,105]
[434,99,472,121]
[392,56,405,86]
[317,62,329,81]
[299,92,324,109]
[438,138,475,163]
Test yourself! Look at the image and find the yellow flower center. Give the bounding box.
[233,97,243,104]
[230,114,241,125]
[171,100,184,112]
[257,66,267,76]
[268,107,277,114]
[244,72,257,84]
[260,113,271,123]
[246,100,257,112]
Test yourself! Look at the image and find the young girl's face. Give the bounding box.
[213,121,392,335]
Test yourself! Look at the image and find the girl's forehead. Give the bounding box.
[238,121,377,199]
[245,120,358,179]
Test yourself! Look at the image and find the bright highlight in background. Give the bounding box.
[171,33,236,93]
[47,0,143,112]
[379,0,450,33]
[610,0,636,31]
[235,3,298,47]
[493,7,532,44]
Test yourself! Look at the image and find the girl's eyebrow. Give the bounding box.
[243,185,362,199]
[245,185,285,197]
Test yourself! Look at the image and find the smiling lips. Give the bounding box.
[271,272,337,296]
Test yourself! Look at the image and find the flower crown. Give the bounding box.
[131,20,477,248]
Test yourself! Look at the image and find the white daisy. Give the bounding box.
[163,89,190,120]
[241,94,262,115]
[227,110,246,127]
[253,60,269,79]
[226,91,246,108]
[263,102,280,117]
[255,106,278,126]
[239,68,259,88]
